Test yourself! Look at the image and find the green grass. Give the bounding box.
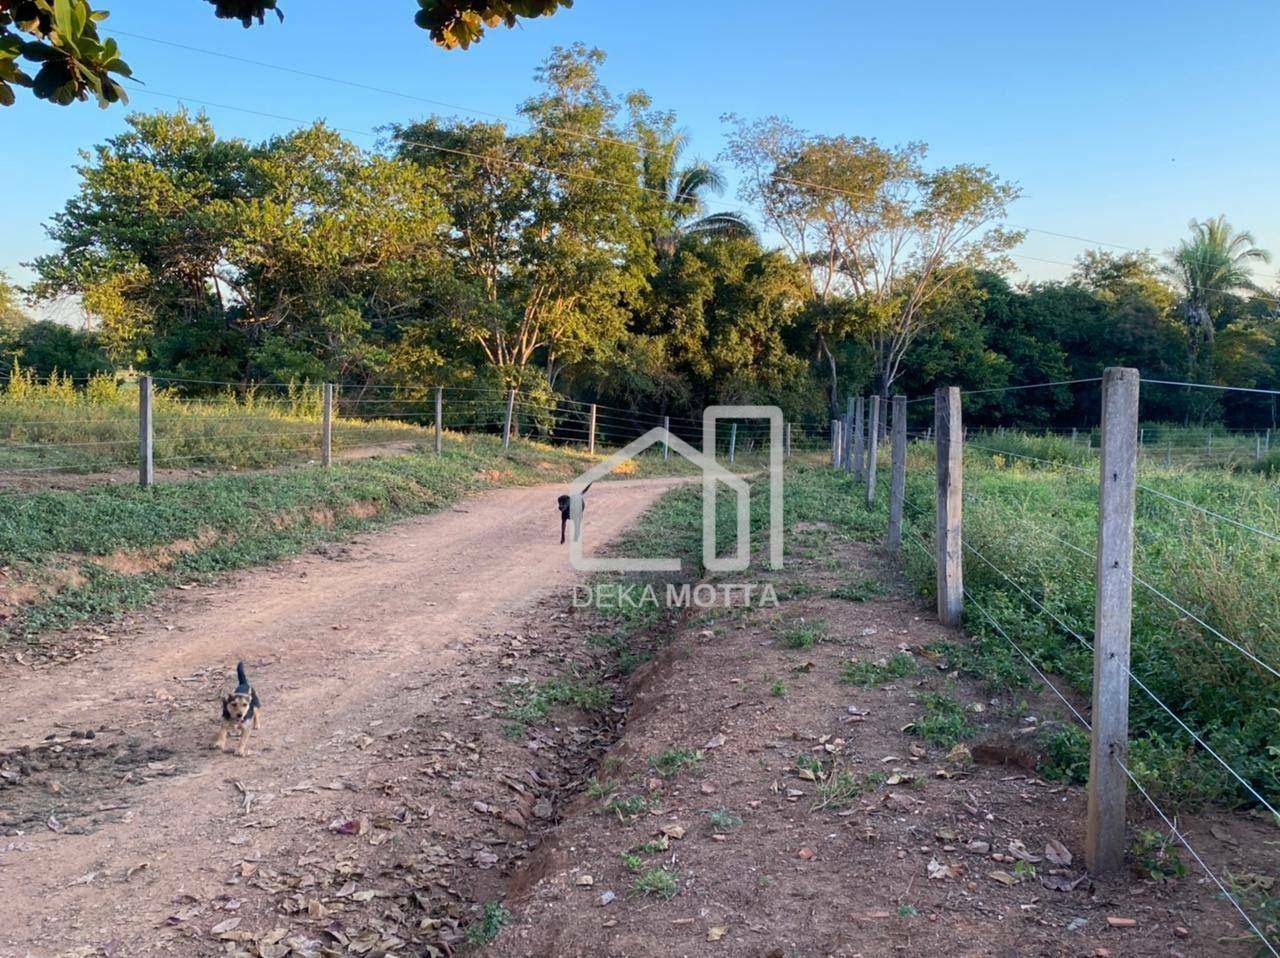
[830,578,888,602]
[631,867,679,900]
[813,768,887,810]
[840,651,918,687]
[705,807,742,831]
[465,901,511,946]
[648,747,702,779]
[910,692,975,749]
[845,430,1280,811]
[501,673,611,726]
[780,620,828,649]
[604,794,653,821]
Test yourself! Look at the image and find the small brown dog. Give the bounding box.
[215,661,262,756]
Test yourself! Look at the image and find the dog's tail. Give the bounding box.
[235,661,250,693]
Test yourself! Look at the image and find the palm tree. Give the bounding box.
[642,132,755,259]
[1165,216,1272,370]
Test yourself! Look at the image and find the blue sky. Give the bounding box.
[4,0,1280,302]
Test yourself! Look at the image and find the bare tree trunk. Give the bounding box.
[819,335,839,419]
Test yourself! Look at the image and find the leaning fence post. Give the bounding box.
[502,388,515,451]
[935,387,963,626]
[588,403,597,455]
[321,383,334,467]
[830,419,840,468]
[434,386,443,454]
[853,397,866,482]
[866,396,880,507]
[1086,367,1140,875]
[138,374,153,488]
[729,422,738,465]
[663,416,670,461]
[887,395,907,550]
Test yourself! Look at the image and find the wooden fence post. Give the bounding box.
[434,386,443,454]
[830,419,840,468]
[784,422,792,459]
[887,395,907,550]
[588,404,597,455]
[844,397,856,472]
[138,374,153,489]
[321,383,334,468]
[866,396,880,506]
[1086,367,1140,875]
[885,391,906,550]
[502,388,515,451]
[729,422,738,465]
[935,387,963,626]
[663,415,670,461]
[853,397,865,482]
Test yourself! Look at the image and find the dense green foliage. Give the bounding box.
[14,44,1280,435]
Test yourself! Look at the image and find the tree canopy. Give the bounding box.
[15,45,1280,433]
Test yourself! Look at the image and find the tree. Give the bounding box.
[395,45,647,388]
[0,271,30,329]
[638,129,753,260]
[0,320,110,378]
[724,115,1021,413]
[30,108,449,382]
[1,0,572,109]
[641,235,808,411]
[1165,215,1272,375]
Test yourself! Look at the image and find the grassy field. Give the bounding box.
[880,433,1280,811]
[0,369,441,474]
[965,424,1280,476]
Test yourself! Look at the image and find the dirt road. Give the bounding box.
[0,477,681,958]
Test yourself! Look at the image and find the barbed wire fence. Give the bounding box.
[831,371,1280,956]
[0,371,847,490]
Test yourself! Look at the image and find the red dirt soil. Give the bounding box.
[0,477,681,957]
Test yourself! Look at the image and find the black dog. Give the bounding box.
[558,482,592,544]
[215,661,262,756]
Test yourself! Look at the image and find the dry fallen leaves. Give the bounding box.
[707,926,729,942]
[927,858,962,880]
[1044,838,1073,866]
